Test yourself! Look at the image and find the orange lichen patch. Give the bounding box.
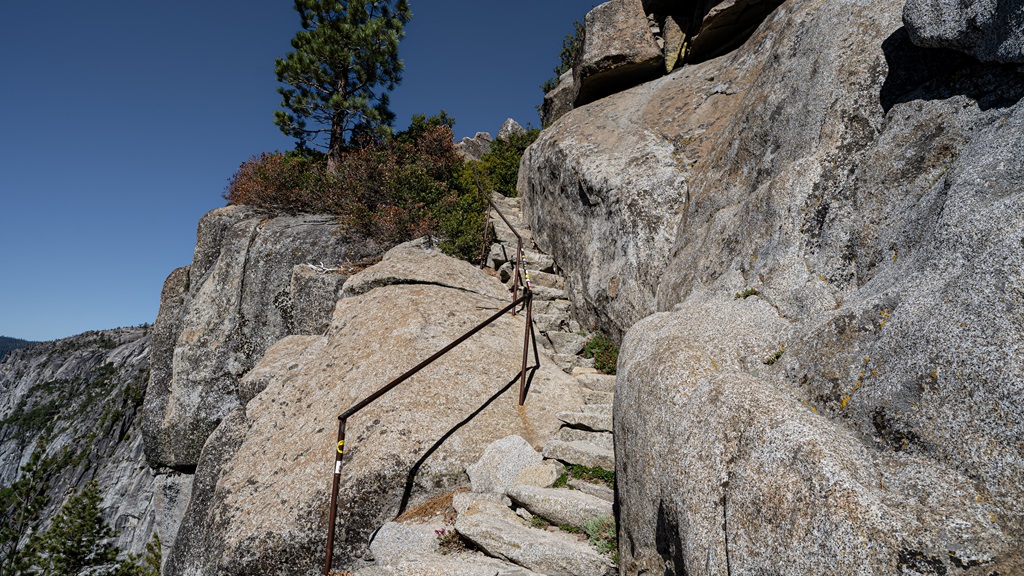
[879,309,892,328]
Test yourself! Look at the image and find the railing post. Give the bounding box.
[519,290,533,406]
[323,417,347,576]
[510,239,521,313]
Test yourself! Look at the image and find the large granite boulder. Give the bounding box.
[616,296,1022,574]
[904,0,1024,63]
[143,206,379,471]
[542,71,576,127]
[686,0,788,61]
[522,0,1024,570]
[520,77,689,340]
[165,240,585,575]
[573,0,664,106]
[642,0,787,63]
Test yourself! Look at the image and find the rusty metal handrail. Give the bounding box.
[475,164,525,307]
[323,170,539,573]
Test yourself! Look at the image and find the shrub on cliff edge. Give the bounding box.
[225,115,486,261]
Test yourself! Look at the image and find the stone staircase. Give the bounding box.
[351,194,620,575]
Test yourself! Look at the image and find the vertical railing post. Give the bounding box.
[510,239,522,309]
[476,164,491,269]
[518,290,533,406]
[323,417,347,576]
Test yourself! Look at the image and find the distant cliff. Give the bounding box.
[0,328,191,562]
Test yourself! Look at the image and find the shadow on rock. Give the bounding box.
[880,27,1024,113]
[396,365,540,516]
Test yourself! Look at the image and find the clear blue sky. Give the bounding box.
[0,1,594,342]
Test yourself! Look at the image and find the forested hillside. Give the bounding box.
[0,337,35,361]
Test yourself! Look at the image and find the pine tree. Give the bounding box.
[274,0,412,171]
[0,447,52,576]
[33,481,120,576]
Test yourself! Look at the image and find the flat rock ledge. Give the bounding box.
[455,500,614,576]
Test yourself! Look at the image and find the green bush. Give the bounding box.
[224,113,485,261]
[583,515,617,557]
[553,464,615,489]
[582,334,619,375]
[541,19,584,95]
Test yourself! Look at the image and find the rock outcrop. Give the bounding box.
[498,118,527,140]
[165,239,587,574]
[541,71,576,127]
[903,0,1024,63]
[521,0,1024,571]
[143,206,379,471]
[573,0,664,107]
[455,132,494,161]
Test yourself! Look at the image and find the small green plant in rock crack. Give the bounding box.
[581,333,619,375]
[434,526,464,554]
[559,523,582,534]
[734,287,760,299]
[764,343,786,366]
[553,464,615,489]
[584,515,618,558]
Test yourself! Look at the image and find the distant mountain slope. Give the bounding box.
[0,336,36,360]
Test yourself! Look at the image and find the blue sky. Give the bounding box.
[0,1,594,342]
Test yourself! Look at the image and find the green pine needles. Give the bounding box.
[274,0,412,171]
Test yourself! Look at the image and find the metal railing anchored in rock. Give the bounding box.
[322,171,538,575]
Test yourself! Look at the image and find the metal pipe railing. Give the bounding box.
[475,164,524,308]
[322,172,539,572]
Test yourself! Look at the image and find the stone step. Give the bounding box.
[522,249,556,273]
[529,284,567,301]
[543,439,616,470]
[545,332,588,356]
[556,428,614,451]
[575,373,617,393]
[488,244,556,275]
[507,484,614,528]
[534,313,569,334]
[358,551,546,576]
[549,353,577,373]
[581,403,613,416]
[582,389,615,405]
[529,270,564,291]
[556,411,614,433]
[363,520,548,575]
[455,499,614,576]
[568,479,615,503]
[532,299,571,316]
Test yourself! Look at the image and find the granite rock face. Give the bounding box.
[616,299,1014,574]
[904,0,1024,63]
[521,0,1024,570]
[165,241,585,575]
[143,206,378,471]
[520,78,688,340]
[573,0,664,106]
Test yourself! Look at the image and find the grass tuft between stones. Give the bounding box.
[552,464,615,489]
